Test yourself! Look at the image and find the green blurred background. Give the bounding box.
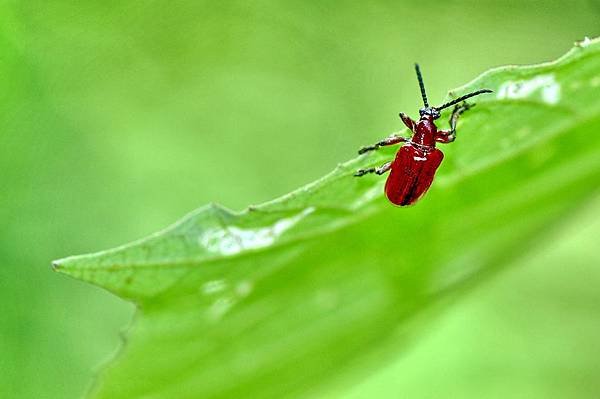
[1,1,599,398]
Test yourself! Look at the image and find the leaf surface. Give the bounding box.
[54,39,600,399]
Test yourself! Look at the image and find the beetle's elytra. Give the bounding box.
[355,64,492,206]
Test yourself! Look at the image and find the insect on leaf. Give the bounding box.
[54,39,600,399]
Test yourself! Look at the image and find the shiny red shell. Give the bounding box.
[384,144,443,206]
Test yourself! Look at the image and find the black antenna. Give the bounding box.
[435,89,493,111]
[414,63,429,107]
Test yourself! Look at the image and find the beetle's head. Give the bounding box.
[419,107,440,120]
[413,63,492,122]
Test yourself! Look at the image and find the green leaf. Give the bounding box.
[54,39,600,399]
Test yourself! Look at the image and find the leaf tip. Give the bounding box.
[51,256,79,275]
[51,259,63,272]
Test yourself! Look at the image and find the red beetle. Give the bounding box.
[355,64,492,206]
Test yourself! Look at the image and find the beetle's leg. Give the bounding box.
[399,112,416,131]
[354,161,392,177]
[435,130,455,143]
[436,102,474,143]
[375,162,392,175]
[358,135,408,154]
[449,101,474,133]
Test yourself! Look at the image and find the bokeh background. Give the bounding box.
[1,1,599,398]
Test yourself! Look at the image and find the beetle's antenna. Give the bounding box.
[435,89,493,111]
[414,63,429,108]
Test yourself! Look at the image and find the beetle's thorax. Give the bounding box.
[411,117,437,147]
